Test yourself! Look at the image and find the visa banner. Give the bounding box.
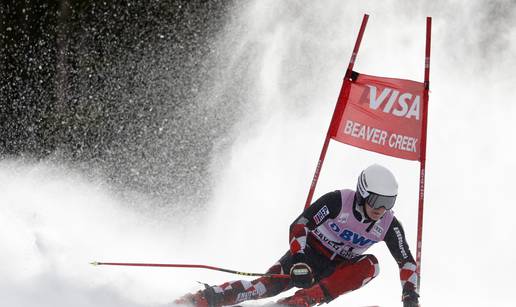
[330,73,426,161]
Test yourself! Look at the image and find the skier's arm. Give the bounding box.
[289,190,341,258]
[384,217,419,304]
[287,191,341,288]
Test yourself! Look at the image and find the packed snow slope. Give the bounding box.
[1,1,515,306]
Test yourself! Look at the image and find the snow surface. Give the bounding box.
[2,1,516,307]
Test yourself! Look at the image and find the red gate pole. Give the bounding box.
[304,14,369,209]
[416,16,432,293]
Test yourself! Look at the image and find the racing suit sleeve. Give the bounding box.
[384,217,419,300]
[289,191,342,260]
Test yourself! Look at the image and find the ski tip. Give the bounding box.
[90,261,100,266]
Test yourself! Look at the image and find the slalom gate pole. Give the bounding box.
[304,14,369,209]
[90,262,290,279]
[416,16,432,294]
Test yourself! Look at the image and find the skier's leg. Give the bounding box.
[319,254,379,300]
[208,255,293,306]
[277,254,379,306]
[175,252,293,307]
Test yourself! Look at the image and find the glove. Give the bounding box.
[403,300,419,307]
[289,262,314,288]
[402,289,420,307]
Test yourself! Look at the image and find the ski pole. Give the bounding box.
[90,261,290,279]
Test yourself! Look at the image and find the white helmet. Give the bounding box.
[356,164,398,210]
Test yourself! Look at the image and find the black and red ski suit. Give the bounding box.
[202,190,418,306]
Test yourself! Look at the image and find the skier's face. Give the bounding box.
[364,202,386,221]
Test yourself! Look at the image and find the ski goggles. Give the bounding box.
[366,193,397,210]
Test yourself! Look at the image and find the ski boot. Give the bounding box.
[276,284,327,307]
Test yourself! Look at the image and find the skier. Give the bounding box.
[175,164,420,307]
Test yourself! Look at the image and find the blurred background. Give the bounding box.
[1,0,237,207]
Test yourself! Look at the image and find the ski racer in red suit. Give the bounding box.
[175,164,420,307]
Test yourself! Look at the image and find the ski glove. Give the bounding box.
[402,289,420,307]
[290,262,314,289]
[403,300,419,307]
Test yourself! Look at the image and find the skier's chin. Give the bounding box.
[369,213,382,221]
[364,204,386,221]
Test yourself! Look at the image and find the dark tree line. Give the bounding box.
[1,0,236,206]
